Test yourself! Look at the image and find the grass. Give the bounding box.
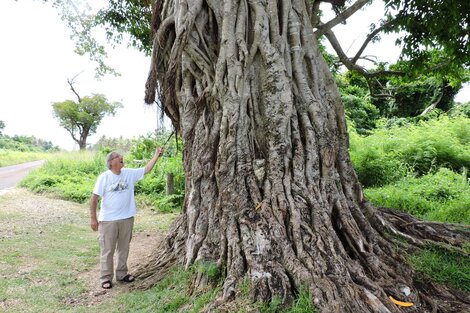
[365,168,470,224]
[0,193,98,313]
[0,189,177,313]
[133,206,179,233]
[257,285,317,313]
[408,244,470,292]
[112,266,222,313]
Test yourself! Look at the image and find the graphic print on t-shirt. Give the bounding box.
[108,181,129,192]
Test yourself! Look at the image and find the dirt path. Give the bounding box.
[0,188,165,309]
[0,160,45,190]
[74,232,163,307]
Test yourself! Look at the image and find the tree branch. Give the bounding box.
[323,27,368,75]
[322,28,404,99]
[314,0,370,36]
[352,19,396,64]
[420,85,445,116]
[67,73,82,103]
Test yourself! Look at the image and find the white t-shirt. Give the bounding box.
[93,168,145,221]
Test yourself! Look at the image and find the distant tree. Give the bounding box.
[0,134,59,152]
[0,120,5,136]
[92,135,135,153]
[52,79,122,150]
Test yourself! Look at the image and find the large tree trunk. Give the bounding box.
[139,0,470,312]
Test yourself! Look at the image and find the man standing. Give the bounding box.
[90,147,164,289]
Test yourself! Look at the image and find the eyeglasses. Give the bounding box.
[110,155,122,161]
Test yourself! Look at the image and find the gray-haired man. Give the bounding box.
[90,147,164,289]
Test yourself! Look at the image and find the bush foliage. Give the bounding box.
[351,115,470,224]
[350,115,470,186]
[19,152,101,203]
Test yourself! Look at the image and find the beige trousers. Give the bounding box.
[98,217,134,283]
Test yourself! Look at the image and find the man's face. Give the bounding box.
[110,153,124,169]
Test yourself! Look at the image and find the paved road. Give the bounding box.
[0,160,45,190]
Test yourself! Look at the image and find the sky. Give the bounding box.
[0,1,469,151]
[0,0,159,151]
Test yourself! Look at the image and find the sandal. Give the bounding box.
[118,274,135,283]
[101,281,113,289]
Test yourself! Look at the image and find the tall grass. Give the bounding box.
[365,168,470,224]
[19,151,103,203]
[0,149,51,167]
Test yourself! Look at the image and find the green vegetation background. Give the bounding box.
[13,114,470,225]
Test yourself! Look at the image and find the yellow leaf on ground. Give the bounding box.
[389,295,414,307]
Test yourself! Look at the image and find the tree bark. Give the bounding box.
[138,1,470,312]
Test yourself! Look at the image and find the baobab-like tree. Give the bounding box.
[47,0,469,310]
[127,0,470,312]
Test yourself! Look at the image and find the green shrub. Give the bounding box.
[0,134,59,152]
[20,151,103,203]
[351,116,470,186]
[388,116,470,175]
[131,131,185,212]
[20,174,64,193]
[154,194,184,213]
[341,92,380,134]
[448,101,470,118]
[385,77,454,117]
[349,137,407,187]
[337,74,381,135]
[136,175,166,195]
[21,140,186,212]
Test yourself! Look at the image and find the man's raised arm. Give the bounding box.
[144,147,164,174]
